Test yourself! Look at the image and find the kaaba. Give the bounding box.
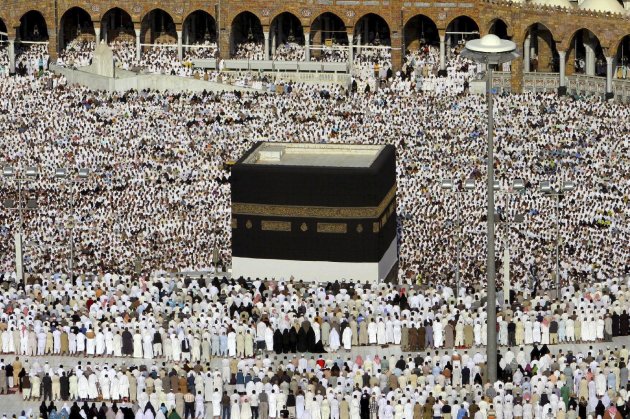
[231,142,397,282]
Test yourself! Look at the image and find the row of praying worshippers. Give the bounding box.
[3,341,630,419]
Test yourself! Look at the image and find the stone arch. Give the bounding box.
[353,13,391,46]
[230,11,264,57]
[141,9,177,44]
[488,18,509,39]
[270,12,304,45]
[100,7,135,43]
[309,11,349,30]
[566,28,607,76]
[18,10,49,41]
[445,15,479,51]
[309,12,348,62]
[612,34,630,79]
[523,22,559,73]
[269,12,305,60]
[268,9,308,27]
[403,14,440,51]
[59,7,95,49]
[183,10,217,45]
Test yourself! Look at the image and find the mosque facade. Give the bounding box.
[0,0,629,92]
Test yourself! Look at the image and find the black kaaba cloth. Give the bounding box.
[231,142,397,282]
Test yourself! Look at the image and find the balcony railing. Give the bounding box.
[492,71,630,102]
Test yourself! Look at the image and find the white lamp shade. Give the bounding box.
[465,34,516,54]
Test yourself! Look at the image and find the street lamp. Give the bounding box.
[2,165,40,285]
[55,167,90,284]
[440,178,475,298]
[539,180,574,298]
[461,34,519,384]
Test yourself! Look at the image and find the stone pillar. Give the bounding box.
[8,39,15,73]
[304,32,310,61]
[94,26,101,43]
[348,34,354,66]
[177,30,183,60]
[48,32,58,60]
[446,36,451,59]
[390,33,403,72]
[566,47,575,76]
[135,28,141,61]
[511,56,523,94]
[219,18,230,59]
[606,56,614,99]
[356,34,361,56]
[264,31,269,60]
[558,50,567,96]
[439,34,446,71]
[271,31,276,56]
[584,34,595,76]
[524,36,531,73]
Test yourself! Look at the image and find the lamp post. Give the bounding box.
[539,180,575,297]
[461,34,518,384]
[440,178,475,298]
[2,165,39,286]
[55,167,90,284]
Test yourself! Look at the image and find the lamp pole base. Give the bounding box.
[557,86,567,96]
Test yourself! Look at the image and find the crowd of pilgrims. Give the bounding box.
[56,41,95,69]
[0,273,629,418]
[55,39,216,75]
[12,44,49,77]
[183,43,219,61]
[41,36,490,92]
[0,44,8,77]
[0,60,627,282]
[0,32,629,418]
[272,44,306,62]
[50,39,483,93]
[233,43,265,61]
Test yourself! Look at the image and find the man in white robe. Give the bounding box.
[342,327,352,351]
[329,329,340,352]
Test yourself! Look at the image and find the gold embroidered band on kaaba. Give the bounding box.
[232,185,396,220]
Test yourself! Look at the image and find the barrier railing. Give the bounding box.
[523,72,559,93]
[492,71,630,101]
[566,74,606,97]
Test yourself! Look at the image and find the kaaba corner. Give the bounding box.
[230,142,398,283]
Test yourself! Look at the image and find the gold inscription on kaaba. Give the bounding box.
[373,222,380,233]
[261,220,292,232]
[232,185,396,220]
[231,218,238,229]
[317,222,348,234]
